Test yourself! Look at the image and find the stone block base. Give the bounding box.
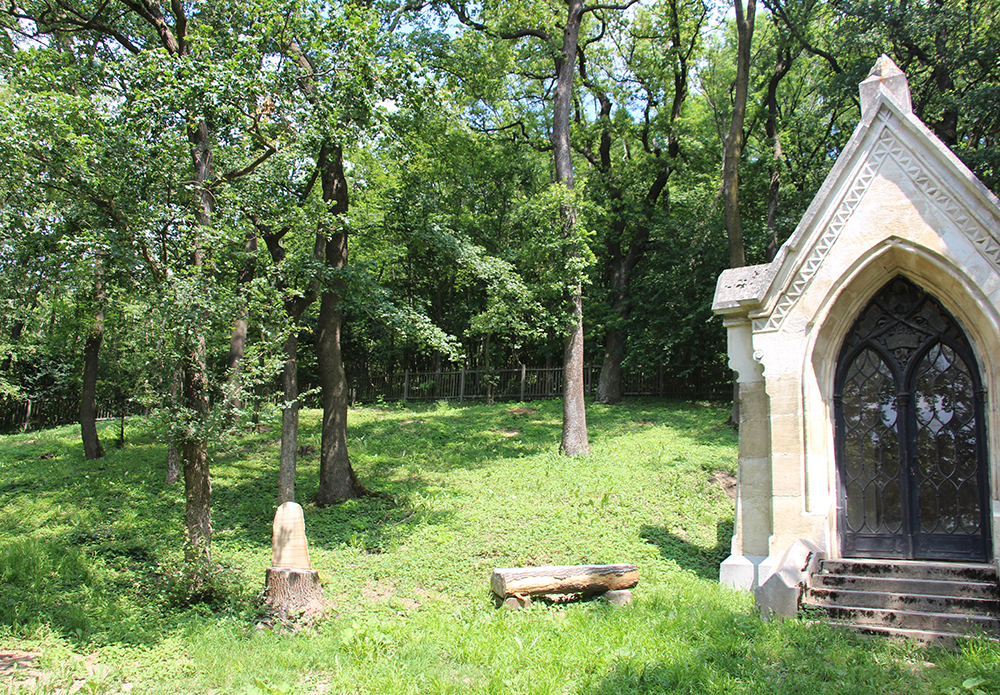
[719,554,768,591]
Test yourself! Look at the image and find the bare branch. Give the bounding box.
[219,146,278,184]
[583,0,641,14]
[472,120,553,152]
[447,1,551,43]
[169,0,187,53]
[119,0,181,55]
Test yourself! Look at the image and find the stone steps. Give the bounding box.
[802,558,1000,643]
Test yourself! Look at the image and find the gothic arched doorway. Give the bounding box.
[834,276,991,561]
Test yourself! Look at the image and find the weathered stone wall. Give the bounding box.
[714,56,1000,589]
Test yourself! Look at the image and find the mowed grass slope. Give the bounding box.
[1,399,997,694]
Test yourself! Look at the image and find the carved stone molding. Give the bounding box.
[754,110,1000,334]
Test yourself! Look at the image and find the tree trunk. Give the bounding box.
[561,287,590,455]
[315,233,362,505]
[80,309,105,460]
[553,0,590,457]
[263,568,325,621]
[596,322,627,405]
[2,319,25,374]
[181,116,215,571]
[314,143,364,505]
[765,44,795,263]
[225,232,258,418]
[81,258,106,460]
[931,0,957,147]
[722,0,756,270]
[277,329,300,505]
[182,333,212,567]
[166,364,182,485]
[264,221,323,505]
[490,564,639,598]
[723,0,756,426]
[117,389,126,448]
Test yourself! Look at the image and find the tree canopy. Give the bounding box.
[4,0,1000,579]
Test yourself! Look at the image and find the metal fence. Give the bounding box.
[0,396,133,434]
[0,364,729,433]
[345,364,729,405]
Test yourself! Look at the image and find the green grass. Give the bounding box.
[1,399,998,694]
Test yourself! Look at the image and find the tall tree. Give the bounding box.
[579,0,708,404]
[722,0,757,270]
[2,0,296,578]
[80,250,107,460]
[276,5,387,505]
[449,0,639,454]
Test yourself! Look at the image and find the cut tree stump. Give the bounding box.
[491,564,639,602]
[262,502,326,623]
[263,567,325,620]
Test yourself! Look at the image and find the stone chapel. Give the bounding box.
[713,55,1000,600]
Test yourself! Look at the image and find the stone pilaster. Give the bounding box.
[719,317,772,590]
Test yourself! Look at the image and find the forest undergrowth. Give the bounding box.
[1,399,997,694]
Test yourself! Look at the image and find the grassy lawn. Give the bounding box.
[1,399,997,694]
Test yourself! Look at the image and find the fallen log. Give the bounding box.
[490,564,639,599]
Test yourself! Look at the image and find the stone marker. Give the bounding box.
[598,589,633,607]
[271,501,312,570]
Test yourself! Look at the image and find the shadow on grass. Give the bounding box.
[285,398,735,479]
[640,520,733,581]
[0,399,735,650]
[319,402,558,473]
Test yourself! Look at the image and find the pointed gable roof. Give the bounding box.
[713,56,1000,330]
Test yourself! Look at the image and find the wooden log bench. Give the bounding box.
[490,564,638,609]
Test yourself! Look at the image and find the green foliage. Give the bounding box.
[2,404,998,694]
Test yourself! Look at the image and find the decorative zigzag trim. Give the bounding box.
[753,113,1000,333]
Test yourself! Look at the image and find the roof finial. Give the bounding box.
[860,54,912,117]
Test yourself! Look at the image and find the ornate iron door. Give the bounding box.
[834,277,991,561]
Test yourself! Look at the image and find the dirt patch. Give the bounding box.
[507,408,536,415]
[362,582,396,602]
[1,651,41,688]
[496,429,521,437]
[362,582,422,611]
[634,420,656,426]
[710,470,737,500]
[400,419,420,426]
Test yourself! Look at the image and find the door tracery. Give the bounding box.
[834,276,990,561]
